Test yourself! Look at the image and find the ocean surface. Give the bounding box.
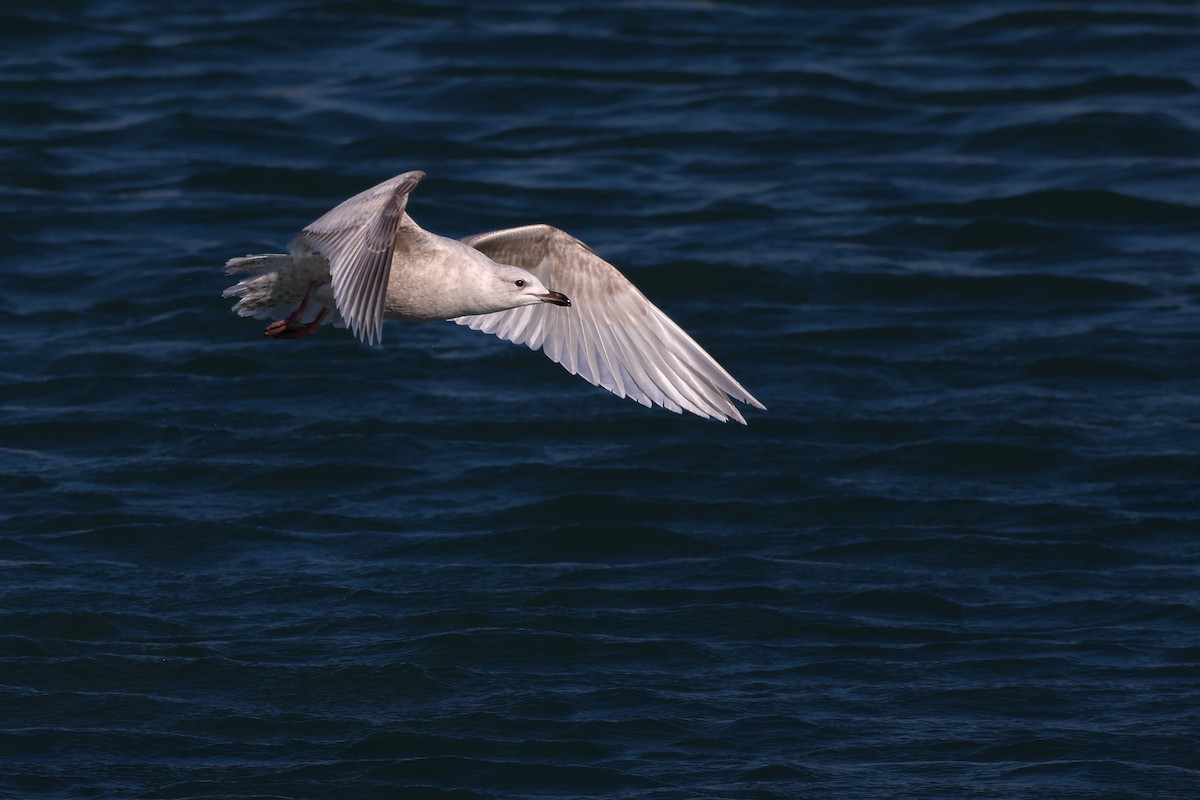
[3,2,1200,798]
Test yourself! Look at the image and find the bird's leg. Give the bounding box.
[264,279,330,339]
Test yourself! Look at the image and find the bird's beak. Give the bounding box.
[539,291,571,307]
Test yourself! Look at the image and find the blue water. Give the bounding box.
[3,2,1200,798]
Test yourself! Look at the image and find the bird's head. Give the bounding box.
[493,265,570,310]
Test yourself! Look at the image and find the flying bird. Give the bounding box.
[223,170,764,423]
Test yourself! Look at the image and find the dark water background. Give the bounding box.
[4,2,1200,798]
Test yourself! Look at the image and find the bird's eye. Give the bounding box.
[514,279,526,287]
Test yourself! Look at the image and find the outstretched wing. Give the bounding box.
[454,224,765,424]
[289,170,424,345]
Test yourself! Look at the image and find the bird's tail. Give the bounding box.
[223,254,298,319]
[222,253,338,326]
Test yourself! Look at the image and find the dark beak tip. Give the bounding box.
[542,291,571,307]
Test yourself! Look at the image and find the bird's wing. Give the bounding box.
[454,224,765,423]
[288,170,424,345]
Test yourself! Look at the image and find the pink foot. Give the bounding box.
[264,279,330,339]
[264,307,329,339]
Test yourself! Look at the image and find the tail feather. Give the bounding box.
[222,252,342,327]
[225,253,295,276]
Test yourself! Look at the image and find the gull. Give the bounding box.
[223,170,765,423]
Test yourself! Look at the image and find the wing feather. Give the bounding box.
[288,170,424,345]
[453,224,764,423]
[604,313,682,413]
[616,305,726,419]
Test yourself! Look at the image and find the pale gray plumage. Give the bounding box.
[223,170,765,423]
[455,225,764,423]
[292,170,423,345]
